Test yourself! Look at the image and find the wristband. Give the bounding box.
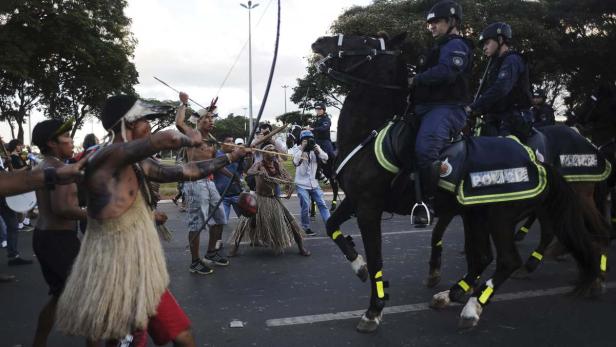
[43,167,58,190]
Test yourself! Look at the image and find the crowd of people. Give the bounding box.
[0,89,337,345]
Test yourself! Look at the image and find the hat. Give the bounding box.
[314,102,326,110]
[300,130,314,140]
[102,95,174,131]
[32,118,74,149]
[234,138,245,145]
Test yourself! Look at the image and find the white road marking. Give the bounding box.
[265,282,616,327]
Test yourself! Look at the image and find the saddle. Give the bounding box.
[528,125,611,182]
[373,118,416,174]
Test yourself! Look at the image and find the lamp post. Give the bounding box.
[240,1,259,136]
[281,84,289,114]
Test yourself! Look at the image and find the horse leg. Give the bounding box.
[572,183,610,291]
[325,198,368,282]
[514,214,536,242]
[355,203,387,333]
[459,212,521,328]
[431,211,493,308]
[330,178,339,211]
[513,208,553,278]
[610,188,616,239]
[425,210,455,288]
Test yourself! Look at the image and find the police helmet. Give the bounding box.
[426,1,463,23]
[532,88,546,98]
[300,130,314,140]
[314,102,326,111]
[479,22,512,44]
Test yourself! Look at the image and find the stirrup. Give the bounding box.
[411,201,431,226]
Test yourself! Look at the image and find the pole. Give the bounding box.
[281,84,288,113]
[248,1,254,137]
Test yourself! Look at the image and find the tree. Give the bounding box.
[293,0,616,115]
[275,111,313,126]
[211,114,249,140]
[0,0,138,139]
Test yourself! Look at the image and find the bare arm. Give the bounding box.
[50,181,87,220]
[142,148,248,183]
[175,104,191,135]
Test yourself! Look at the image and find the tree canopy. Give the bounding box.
[292,0,616,113]
[0,0,138,141]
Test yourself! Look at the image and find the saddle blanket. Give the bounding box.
[527,125,611,182]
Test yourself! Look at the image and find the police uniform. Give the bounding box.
[313,112,335,160]
[469,23,532,140]
[414,33,473,170]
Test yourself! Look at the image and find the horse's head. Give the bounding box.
[311,33,409,90]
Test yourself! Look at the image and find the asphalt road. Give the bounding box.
[1,195,615,346]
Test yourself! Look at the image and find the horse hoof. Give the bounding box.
[459,297,482,329]
[356,312,382,333]
[430,290,451,309]
[424,271,441,288]
[511,267,531,279]
[351,255,369,282]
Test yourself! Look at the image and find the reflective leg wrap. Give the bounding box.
[477,279,495,306]
[600,254,608,273]
[374,270,390,301]
[449,275,474,303]
[519,226,529,234]
[525,251,543,272]
[330,230,358,261]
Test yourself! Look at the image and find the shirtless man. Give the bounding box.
[54,94,248,346]
[29,119,92,346]
[176,92,229,274]
[0,141,86,284]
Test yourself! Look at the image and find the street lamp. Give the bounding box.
[240,1,259,136]
[281,84,289,114]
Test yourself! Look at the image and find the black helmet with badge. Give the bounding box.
[479,22,513,44]
[426,0,463,24]
[314,102,326,111]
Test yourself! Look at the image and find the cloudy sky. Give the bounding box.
[1,0,372,146]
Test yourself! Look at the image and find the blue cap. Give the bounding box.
[300,130,314,140]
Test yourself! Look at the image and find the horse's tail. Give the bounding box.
[543,165,600,294]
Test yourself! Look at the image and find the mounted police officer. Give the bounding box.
[530,88,556,128]
[311,102,335,161]
[410,0,473,202]
[467,22,532,141]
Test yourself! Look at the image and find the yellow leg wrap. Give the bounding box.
[601,254,608,272]
[375,270,383,279]
[331,230,342,240]
[520,226,529,234]
[376,280,385,299]
[531,251,543,261]
[436,240,443,247]
[457,280,471,292]
[478,286,494,305]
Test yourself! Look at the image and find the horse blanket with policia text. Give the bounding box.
[373,119,546,206]
[527,125,612,182]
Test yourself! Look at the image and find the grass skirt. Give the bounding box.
[229,194,304,253]
[55,193,169,340]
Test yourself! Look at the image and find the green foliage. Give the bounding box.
[0,0,138,140]
[211,114,250,140]
[292,0,616,112]
[275,111,313,126]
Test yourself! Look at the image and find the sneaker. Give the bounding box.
[304,228,316,236]
[203,252,230,266]
[8,255,33,266]
[189,260,214,275]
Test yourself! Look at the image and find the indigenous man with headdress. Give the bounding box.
[54,94,248,346]
[176,92,230,275]
[229,144,310,256]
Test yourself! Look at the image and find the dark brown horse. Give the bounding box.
[312,33,600,332]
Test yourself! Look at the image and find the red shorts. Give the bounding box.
[132,290,191,346]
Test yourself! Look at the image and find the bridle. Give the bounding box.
[315,34,403,90]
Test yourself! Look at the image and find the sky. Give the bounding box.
[1,0,373,147]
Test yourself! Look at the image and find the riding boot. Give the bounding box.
[412,161,440,225]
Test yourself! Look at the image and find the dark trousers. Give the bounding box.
[482,110,533,141]
[0,198,20,258]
